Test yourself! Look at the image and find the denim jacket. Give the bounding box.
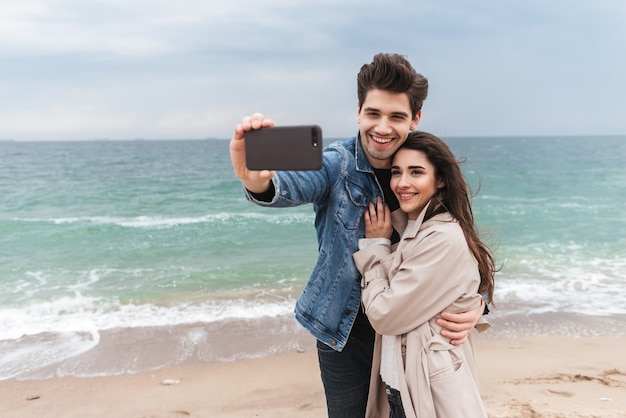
[245,136,388,351]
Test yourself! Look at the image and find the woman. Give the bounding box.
[353,131,496,418]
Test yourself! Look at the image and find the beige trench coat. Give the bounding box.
[353,206,489,418]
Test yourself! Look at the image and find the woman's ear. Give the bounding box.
[437,178,446,189]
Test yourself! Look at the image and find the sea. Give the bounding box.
[1,135,625,381]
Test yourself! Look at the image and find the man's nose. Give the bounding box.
[376,118,392,134]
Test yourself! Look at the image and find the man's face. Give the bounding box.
[357,89,421,169]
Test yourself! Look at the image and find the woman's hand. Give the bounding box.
[364,197,392,240]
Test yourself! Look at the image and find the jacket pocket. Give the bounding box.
[336,179,370,230]
[428,350,486,417]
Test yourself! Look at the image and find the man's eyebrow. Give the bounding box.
[362,107,410,118]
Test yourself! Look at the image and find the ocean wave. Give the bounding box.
[10,211,314,229]
[476,194,616,208]
[0,295,296,341]
[3,263,625,344]
[0,330,100,380]
[494,269,626,317]
[0,294,302,380]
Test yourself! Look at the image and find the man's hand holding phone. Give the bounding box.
[230,113,276,194]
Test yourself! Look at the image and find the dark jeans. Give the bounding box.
[385,385,406,418]
[317,310,375,418]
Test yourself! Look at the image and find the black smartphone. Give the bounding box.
[245,125,323,171]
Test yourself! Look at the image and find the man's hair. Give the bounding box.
[357,53,429,118]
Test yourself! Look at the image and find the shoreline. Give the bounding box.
[2,335,626,417]
[3,310,626,381]
[2,311,626,417]
[2,315,314,381]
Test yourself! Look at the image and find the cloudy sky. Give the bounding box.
[1,0,625,140]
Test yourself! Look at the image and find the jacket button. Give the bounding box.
[344,309,351,316]
[329,340,337,346]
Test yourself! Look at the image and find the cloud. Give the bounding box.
[0,0,624,140]
[0,0,202,56]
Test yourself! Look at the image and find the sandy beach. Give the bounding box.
[2,329,626,417]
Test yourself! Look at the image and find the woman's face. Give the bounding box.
[390,148,444,220]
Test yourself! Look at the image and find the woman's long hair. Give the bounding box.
[397,131,496,303]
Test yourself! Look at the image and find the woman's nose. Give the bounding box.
[397,173,410,187]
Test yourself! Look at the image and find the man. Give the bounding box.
[230,53,484,417]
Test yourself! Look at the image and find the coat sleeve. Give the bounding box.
[353,242,392,288]
[356,224,483,336]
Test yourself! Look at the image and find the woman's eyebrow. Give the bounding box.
[391,164,426,170]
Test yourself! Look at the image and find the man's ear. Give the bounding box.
[356,102,361,123]
[410,110,422,130]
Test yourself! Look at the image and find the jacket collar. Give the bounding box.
[355,133,375,174]
[402,201,433,240]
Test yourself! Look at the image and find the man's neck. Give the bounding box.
[369,160,391,169]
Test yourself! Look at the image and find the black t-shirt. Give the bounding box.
[373,168,400,245]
